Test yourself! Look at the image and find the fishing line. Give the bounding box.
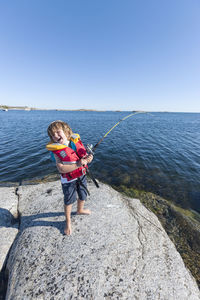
[86,111,153,187]
[86,111,151,154]
[86,111,151,187]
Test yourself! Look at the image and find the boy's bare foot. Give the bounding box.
[77,209,91,215]
[64,223,72,236]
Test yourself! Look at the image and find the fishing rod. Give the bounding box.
[86,111,163,233]
[86,111,148,154]
[86,111,150,188]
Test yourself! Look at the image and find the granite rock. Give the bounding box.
[5,180,200,299]
[0,187,19,271]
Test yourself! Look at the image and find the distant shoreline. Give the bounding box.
[1,105,200,113]
[0,106,136,112]
[0,105,104,112]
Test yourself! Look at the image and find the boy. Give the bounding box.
[46,120,93,235]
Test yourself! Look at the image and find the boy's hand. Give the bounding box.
[86,154,93,164]
[79,154,93,167]
[81,158,87,166]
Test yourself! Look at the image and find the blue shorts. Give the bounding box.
[62,175,87,205]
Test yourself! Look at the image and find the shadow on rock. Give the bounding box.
[0,208,18,227]
[20,211,67,234]
[0,208,68,235]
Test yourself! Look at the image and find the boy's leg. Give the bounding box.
[77,199,91,215]
[62,181,77,235]
[76,176,91,215]
[64,204,72,235]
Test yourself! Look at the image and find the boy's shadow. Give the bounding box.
[0,208,77,235]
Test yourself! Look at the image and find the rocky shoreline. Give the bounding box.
[0,179,200,299]
[114,184,200,288]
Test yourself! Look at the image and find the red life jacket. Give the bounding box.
[46,134,88,181]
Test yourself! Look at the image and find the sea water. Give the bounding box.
[0,110,200,212]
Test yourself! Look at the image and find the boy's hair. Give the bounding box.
[47,120,72,142]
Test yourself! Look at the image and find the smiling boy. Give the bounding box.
[46,120,93,235]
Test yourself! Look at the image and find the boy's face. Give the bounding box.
[51,128,69,144]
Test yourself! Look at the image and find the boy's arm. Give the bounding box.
[54,154,80,173]
[54,154,93,174]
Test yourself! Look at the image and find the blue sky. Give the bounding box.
[0,1,199,112]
